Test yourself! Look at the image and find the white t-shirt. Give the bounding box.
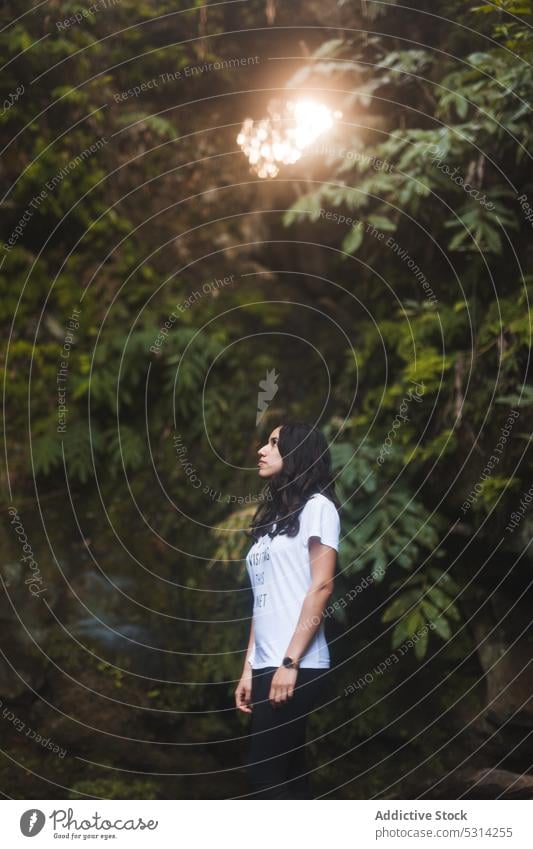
[245,493,341,669]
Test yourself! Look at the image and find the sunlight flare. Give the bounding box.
[237,99,342,178]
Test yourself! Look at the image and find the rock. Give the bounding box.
[422,767,533,799]
[464,768,533,799]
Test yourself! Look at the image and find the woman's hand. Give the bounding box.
[269,666,298,708]
[235,668,253,713]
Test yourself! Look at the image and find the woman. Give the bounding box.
[235,421,341,799]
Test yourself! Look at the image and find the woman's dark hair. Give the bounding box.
[248,421,339,544]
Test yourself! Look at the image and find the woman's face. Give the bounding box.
[257,426,283,478]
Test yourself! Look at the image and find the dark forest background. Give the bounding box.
[1,0,532,799]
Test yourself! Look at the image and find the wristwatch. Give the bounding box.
[282,656,299,670]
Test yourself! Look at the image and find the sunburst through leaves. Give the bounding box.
[237,99,342,178]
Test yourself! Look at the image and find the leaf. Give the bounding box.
[431,616,451,640]
[366,215,397,232]
[426,585,455,612]
[313,38,345,59]
[283,193,323,225]
[382,591,420,622]
[105,425,145,474]
[448,229,470,251]
[495,385,533,406]
[420,599,442,621]
[32,431,63,476]
[391,617,412,649]
[116,111,177,139]
[405,608,423,634]
[414,628,429,659]
[342,221,364,253]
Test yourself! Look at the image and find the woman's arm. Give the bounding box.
[243,618,255,674]
[284,539,335,663]
[235,619,254,713]
[268,539,335,707]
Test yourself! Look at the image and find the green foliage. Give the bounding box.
[3,0,533,800]
[473,474,520,510]
[205,504,258,574]
[328,432,442,583]
[284,1,533,660]
[68,777,159,800]
[383,566,461,659]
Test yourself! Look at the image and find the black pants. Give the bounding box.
[245,666,326,799]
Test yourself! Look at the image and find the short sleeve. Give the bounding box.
[300,495,340,551]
